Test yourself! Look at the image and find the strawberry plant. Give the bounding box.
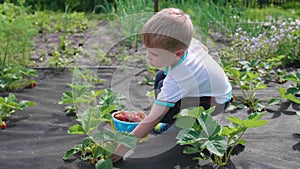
[0,93,36,128]
[63,104,136,169]
[0,63,37,91]
[175,106,268,167]
[226,68,280,111]
[59,68,106,115]
[278,72,300,104]
[62,67,134,168]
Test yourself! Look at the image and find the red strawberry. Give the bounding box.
[133,115,141,122]
[119,110,126,116]
[31,83,36,88]
[136,111,145,119]
[1,121,7,129]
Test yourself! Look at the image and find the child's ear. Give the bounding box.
[175,49,185,58]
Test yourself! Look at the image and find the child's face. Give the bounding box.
[146,48,179,68]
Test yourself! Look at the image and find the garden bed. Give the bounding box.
[0,67,299,169]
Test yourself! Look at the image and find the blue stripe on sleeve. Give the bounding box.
[154,100,175,107]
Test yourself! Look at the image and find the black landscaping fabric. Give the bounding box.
[0,68,299,169]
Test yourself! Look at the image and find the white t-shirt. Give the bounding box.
[154,38,232,107]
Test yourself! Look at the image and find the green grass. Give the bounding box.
[1,0,299,67]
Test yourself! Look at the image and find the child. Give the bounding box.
[110,7,232,163]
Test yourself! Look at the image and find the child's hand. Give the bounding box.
[110,153,123,163]
[109,144,130,163]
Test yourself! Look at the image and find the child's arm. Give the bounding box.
[110,104,170,163]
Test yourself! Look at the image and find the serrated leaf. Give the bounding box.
[237,139,246,145]
[68,124,85,134]
[198,113,221,139]
[176,129,204,145]
[94,89,105,97]
[183,146,200,154]
[82,137,94,148]
[255,84,267,90]
[229,68,240,77]
[278,86,287,97]
[247,72,259,79]
[95,158,113,169]
[93,130,116,142]
[94,146,105,159]
[203,136,227,156]
[77,108,104,134]
[242,119,268,128]
[227,116,244,126]
[283,74,300,83]
[19,101,36,109]
[247,112,265,120]
[267,98,281,106]
[283,94,300,104]
[115,132,137,149]
[63,148,79,160]
[175,116,195,129]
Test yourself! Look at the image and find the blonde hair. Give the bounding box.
[142,8,194,52]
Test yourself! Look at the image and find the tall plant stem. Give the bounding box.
[224,130,246,165]
[2,40,9,70]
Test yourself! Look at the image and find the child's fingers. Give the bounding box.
[110,154,122,163]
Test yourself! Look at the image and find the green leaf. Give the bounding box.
[176,129,204,145]
[77,108,104,134]
[94,146,105,159]
[255,84,267,90]
[278,87,287,97]
[205,106,216,115]
[283,94,300,104]
[95,158,113,169]
[203,136,227,156]
[247,112,265,120]
[102,142,117,156]
[19,101,36,109]
[237,139,246,145]
[179,107,202,118]
[7,93,17,102]
[63,148,79,160]
[247,72,259,79]
[227,116,243,126]
[82,137,95,148]
[267,98,281,106]
[229,68,240,77]
[221,126,239,136]
[115,132,137,149]
[175,116,195,129]
[198,113,221,139]
[59,91,73,104]
[101,105,117,117]
[283,74,300,83]
[68,124,85,134]
[183,146,200,155]
[242,119,268,128]
[93,130,116,142]
[286,87,299,95]
[74,97,89,103]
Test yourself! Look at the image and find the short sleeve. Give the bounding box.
[155,75,181,107]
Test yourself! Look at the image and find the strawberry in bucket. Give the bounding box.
[112,110,146,132]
